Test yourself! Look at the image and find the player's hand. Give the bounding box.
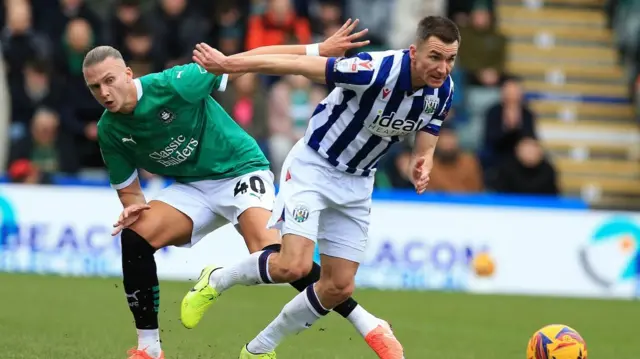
[112,203,150,236]
[412,157,431,194]
[193,43,228,75]
[320,18,370,57]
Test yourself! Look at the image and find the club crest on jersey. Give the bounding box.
[158,108,175,124]
[424,95,440,115]
[292,204,310,223]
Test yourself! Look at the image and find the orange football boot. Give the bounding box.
[364,321,405,359]
[126,348,165,359]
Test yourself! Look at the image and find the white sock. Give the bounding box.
[209,250,273,293]
[247,285,328,354]
[346,305,382,337]
[137,329,161,358]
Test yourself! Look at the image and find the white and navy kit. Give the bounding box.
[267,50,454,263]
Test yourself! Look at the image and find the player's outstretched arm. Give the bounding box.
[194,44,329,84]
[229,18,369,60]
[221,18,368,82]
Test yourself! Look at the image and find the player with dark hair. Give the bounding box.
[183,16,460,358]
[83,20,392,359]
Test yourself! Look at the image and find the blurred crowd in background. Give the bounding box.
[2,0,596,197]
[609,0,640,114]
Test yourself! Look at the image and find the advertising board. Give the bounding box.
[0,184,637,299]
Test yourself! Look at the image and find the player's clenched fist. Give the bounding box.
[112,203,151,236]
[412,157,432,194]
[192,43,227,75]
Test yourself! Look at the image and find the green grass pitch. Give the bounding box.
[0,272,637,358]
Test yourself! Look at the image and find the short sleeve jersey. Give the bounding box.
[97,63,269,189]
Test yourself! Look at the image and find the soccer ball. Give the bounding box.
[527,324,588,359]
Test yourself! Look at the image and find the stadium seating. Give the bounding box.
[499,0,640,209]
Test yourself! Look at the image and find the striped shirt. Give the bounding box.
[304,49,454,176]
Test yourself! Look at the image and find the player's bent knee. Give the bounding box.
[269,233,316,282]
[276,255,313,282]
[319,277,355,304]
[332,280,356,302]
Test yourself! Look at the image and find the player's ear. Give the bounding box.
[125,67,133,82]
[409,44,417,61]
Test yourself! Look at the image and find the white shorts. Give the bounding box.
[267,140,374,263]
[153,169,275,247]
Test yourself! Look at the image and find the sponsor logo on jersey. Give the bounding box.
[148,135,199,167]
[367,110,425,137]
[158,108,175,124]
[334,57,374,74]
[424,95,440,115]
[381,87,391,100]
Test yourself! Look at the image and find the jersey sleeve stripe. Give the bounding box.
[218,74,229,92]
[325,57,338,87]
[111,169,139,190]
[356,52,373,61]
[420,125,441,135]
[325,55,394,160]
[325,56,375,87]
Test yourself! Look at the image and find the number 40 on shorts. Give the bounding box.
[233,176,266,197]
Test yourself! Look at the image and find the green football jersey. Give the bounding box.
[97,63,270,189]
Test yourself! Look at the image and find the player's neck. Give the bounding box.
[119,82,139,114]
[410,71,427,90]
[410,77,427,90]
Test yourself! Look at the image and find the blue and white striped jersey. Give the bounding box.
[304,49,454,176]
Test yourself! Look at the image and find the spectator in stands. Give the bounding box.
[428,125,484,193]
[448,0,495,26]
[2,0,51,141]
[122,21,163,77]
[32,0,103,46]
[390,0,446,48]
[150,0,208,68]
[481,77,538,170]
[267,74,327,180]
[10,59,69,142]
[245,0,312,51]
[457,6,506,87]
[491,137,559,196]
[54,17,103,168]
[7,158,46,184]
[309,0,343,44]
[207,1,249,55]
[106,0,145,52]
[8,108,78,180]
[214,73,269,145]
[346,0,392,49]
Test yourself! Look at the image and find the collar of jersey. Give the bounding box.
[398,49,431,96]
[134,78,143,100]
[398,50,413,92]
